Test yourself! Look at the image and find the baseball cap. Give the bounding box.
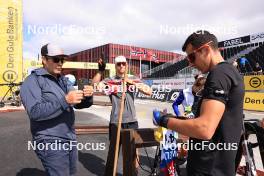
[41,43,68,57]
[114,56,127,64]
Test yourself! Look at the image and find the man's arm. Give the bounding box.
[136,82,152,96]
[92,62,105,92]
[92,58,106,84]
[20,76,70,121]
[126,79,152,96]
[167,99,225,140]
[155,70,229,140]
[172,91,184,116]
[92,72,103,84]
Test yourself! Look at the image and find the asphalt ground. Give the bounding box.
[0,111,158,176]
[0,97,264,176]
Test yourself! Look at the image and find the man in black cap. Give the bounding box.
[21,43,94,176]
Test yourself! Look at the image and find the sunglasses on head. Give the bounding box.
[187,41,213,63]
[46,56,66,63]
[116,62,126,66]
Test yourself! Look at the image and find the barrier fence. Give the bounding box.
[140,75,264,112]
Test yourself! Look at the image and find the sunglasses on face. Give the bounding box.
[47,56,66,63]
[116,62,126,66]
[187,41,213,63]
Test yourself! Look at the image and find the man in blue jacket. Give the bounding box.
[20,43,93,176]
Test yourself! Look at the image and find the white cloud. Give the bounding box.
[23,0,264,58]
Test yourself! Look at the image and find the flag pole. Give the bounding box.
[150,57,152,75]
[140,54,142,79]
[129,45,131,75]
[112,64,128,175]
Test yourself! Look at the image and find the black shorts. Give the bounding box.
[109,121,139,140]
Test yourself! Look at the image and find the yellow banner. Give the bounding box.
[244,75,264,91]
[0,0,23,97]
[243,92,264,111]
[63,62,116,76]
[22,60,116,78]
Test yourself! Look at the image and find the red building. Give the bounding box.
[67,43,183,80]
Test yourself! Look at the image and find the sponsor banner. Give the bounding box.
[152,78,186,90]
[143,79,153,87]
[22,60,117,78]
[63,62,116,76]
[185,78,195,88]
[22,60,42,78]
[0,0,23,97]
[218,35,250,48]
[243,92,264,112]
[136,91,152,99]
[250,32,264,43]
[136,89,181,103]
[244,75,264,91]
[151,89,169,102]
[136,89,170,102]
[166,90,180,102]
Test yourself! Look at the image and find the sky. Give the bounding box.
[23,0,264,59]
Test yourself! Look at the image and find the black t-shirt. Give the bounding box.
[187,62,245,176]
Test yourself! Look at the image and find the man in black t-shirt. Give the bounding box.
[153,30,245,176]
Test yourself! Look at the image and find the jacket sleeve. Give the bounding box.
[74,96,93,109]
[172,91,184,116]
[20,75,70,121]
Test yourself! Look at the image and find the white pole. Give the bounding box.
[140,55,142,79]
[129,45,131,75]
[150,58,152,75]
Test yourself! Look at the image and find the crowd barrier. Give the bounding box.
[139,75,264,112]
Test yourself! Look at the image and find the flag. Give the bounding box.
[146,50,153,60]
[152,54,159,63]
[146,50,159,63]
[160,128,178,176]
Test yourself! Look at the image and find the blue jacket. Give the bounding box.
[240,57,248,65]
[172,87,194,117]
[172,91,184,116]
[20,68,93,140]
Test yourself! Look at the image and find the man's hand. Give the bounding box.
[124,78,152,96]
[98,58,106,72]
[153,109,170,128]
[124,78,135,85]
[65,90,84,105]
[83,85,94,97]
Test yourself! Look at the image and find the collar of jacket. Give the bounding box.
[33,68,63,80]
[32,68,69,85]
[33,68,54,76]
